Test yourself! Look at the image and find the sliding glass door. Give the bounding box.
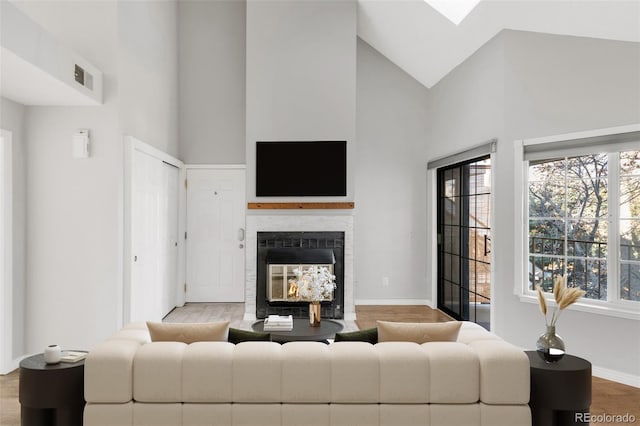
[437,156,492,330]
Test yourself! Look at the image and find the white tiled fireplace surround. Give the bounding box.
[244,214,355,321]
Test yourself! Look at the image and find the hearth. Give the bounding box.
[256,232,344,319]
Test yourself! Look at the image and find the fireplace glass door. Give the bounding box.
[268,264,335,302]
[437,156,492,330]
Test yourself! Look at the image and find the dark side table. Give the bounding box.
[19,353,86,426]
[526,351,592,426]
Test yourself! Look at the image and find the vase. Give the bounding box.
[536,325,565,363]
[44,344,62,364]
[309,302,321,327]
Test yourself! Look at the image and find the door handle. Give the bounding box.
[238,228,245,241]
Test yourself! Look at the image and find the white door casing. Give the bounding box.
[163,162,179,314]
[186,167,246,302]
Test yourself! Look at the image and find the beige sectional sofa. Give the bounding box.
[84,322,531,426]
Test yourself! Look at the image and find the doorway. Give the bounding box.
[437,156,492,329]
[186,167,246,302]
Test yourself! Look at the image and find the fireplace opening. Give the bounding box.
[266,249,336,302]
[257,232,344,319]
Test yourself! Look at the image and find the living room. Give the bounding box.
[0,0,639,425]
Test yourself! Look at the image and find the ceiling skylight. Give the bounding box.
[425,0,482,25]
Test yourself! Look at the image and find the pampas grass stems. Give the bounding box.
[537,276,586,327]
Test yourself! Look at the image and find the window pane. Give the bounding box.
[444,225,460,255]
[567,258,607,300]
[529,178,565,218]
[529,256,564,291]
[620,263,640,301]
[566,154,608,179]
[620,150,640,176]
[567,219,608,258]
[620,176,640,219]
[620,220,640,261]
[566,178,608,218]
[529,219,564,255]
[444,196,458,225]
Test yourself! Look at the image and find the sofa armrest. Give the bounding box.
[85,339,142,403]
[469,340,530,404]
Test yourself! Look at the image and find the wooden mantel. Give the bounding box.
[247,202,355,210]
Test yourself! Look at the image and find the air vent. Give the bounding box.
[74,64,93,91]
[74,64,84,85]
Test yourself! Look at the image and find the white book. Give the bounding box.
[266,315,293,325]
[60,351,88,363]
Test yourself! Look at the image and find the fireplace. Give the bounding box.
[257,232,344,319]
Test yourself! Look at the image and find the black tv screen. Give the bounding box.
[256,141,347,197]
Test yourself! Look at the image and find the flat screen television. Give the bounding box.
[256,141,347,197]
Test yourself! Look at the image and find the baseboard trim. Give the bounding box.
[592,365,640,388]
[355,299,432,306]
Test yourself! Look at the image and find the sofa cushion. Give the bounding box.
[182,342,234,402]
[228,327,271,344]
[146,321,229,343]
[377,321,462,344]
[334,327,378,344]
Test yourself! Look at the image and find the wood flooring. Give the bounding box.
[1,304,638,426]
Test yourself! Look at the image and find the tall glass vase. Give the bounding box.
[536,325,565,363]
[309,301,321,327]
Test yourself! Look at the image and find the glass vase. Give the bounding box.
[536,325,565,363]
[309,302,321,327]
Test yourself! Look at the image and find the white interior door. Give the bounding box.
[186,168,245,302]
[130,149,180,322]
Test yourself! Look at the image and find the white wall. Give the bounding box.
[355,39,431,302]
[10,0,180,358]
[425,29,640,381]
[24,79,121,353]
[0,97,26,365]
[499,31,640,380]
[178,0,246,164]
[245,0,357,203]
[118,0,179,158]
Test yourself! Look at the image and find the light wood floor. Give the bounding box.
[1,304,638,426]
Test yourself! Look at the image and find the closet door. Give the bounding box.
[130,149,179,322]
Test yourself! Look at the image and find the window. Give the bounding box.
[527,150,640,303]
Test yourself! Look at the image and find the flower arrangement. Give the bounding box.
[536,276,586,326]
[289,266,336,302]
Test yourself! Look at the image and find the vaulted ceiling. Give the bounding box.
[358,0,640,88]
[9,0,640,91]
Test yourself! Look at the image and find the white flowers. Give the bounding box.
[289,266,336,302]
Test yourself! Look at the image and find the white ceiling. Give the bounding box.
[358,0,640,88]
[6,0,639,94]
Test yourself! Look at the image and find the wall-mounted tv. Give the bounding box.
[256,141,347,197]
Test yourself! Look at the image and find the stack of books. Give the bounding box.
[263,315,293,331]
